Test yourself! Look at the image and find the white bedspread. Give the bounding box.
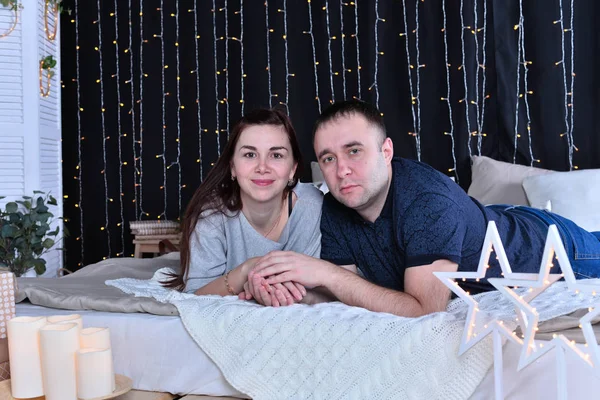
[106,270,600,400]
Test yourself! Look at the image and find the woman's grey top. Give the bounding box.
[184,182,324,293]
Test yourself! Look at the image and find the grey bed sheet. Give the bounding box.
[15,254,180,316]
[14,253,600,340]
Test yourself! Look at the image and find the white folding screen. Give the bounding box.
[0,1,63,277]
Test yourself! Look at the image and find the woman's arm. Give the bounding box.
[193,257,259,296]
[195,256,305,307]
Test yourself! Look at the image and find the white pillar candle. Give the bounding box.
[81,327,115,391]
[80,327,111,349]
[48,314,83,333]
[7,316,47,398]
[40,323,80,400]
[76,348,114,400]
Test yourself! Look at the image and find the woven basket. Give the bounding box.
[129,221,179,237]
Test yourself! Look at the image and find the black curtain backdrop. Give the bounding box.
[59,0,600,269]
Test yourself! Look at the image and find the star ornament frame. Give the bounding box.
[434,221,555,356]
[488,224,600,399]
[488,224,600,368]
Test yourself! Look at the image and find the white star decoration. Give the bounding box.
[488,224,600,400]
[579,305,600,376]
[434,221,552,355]
[435,221,562,400]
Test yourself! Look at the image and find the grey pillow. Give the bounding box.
[468,156,552,206]
[311,161,324,183]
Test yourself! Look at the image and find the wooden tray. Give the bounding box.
[0,374,132,400]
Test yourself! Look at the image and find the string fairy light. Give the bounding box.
[96,0,111,255]
[558,0,572,169]
[281,1,290,113]
[472,0,481,156]
[212,1,221,155]
[39,12,57,99]
[400,0,417,145]
[159,1,167,219]
[191,5,204,179]
[568,0,576,169]
[74,0,85,264]
[38,60,52,98]
[112,0,125,256]
[518,0,535,166]
[354,0,361,98]
[512,15,522,164]
[441,0,458,182]
[339,0,347,100]
[414,0,422,160]
[477,0,489,155]
[174,0,182,216]
[43,0,58,41]
[239,0,245,116]
[325,2,335,104]
[128,0,138,218]
[304,0,321,112]
[371,0,382,109]
[138,0,149,220]
[265,1,273,107]
[224,0,230,137]
[0,2,19,39]
[459,0,473,158]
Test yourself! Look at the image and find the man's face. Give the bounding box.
[313,114,393,214]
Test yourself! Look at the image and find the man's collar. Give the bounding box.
[380,169,394,219]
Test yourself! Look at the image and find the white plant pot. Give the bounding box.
[22,268,37,278]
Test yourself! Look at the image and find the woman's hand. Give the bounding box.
[240,266,307,307]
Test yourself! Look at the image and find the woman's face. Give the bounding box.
[230,124,297,205]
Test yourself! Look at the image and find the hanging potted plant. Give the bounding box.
[39,55,57,98]
[0,191,64,277]
[0,0,22,40]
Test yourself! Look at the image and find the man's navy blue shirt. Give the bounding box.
[320,158,553,293]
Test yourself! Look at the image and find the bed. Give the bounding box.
[15,302,600,399]
[13,253,600,399]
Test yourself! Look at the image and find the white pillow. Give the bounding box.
[522,169,600,232]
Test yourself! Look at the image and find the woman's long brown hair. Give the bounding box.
[162,108,303,291]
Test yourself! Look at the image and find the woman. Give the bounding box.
[163,109,323,306]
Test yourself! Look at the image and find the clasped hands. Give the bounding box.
[238,251,326,307]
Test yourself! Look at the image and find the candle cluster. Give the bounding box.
[7,314,115,400]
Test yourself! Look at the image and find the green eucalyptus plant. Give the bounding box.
[0,191,64,277]
[0,0,20,12]
[40,55,57,79]
[47,0,69,15]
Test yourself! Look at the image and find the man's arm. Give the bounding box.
[301,264,358,304]
[253,252,457,317]
[324,259,457,316]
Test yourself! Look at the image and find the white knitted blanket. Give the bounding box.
[106,270,600,400]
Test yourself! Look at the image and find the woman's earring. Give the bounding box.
[287,179,294,187]
[231,175,236,181]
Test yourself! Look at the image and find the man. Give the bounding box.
[248,99,600,317]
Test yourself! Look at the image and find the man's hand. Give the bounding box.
[251,251,335,289]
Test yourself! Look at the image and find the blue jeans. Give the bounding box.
[489,205,600,279]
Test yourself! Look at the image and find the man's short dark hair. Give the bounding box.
[312,99,387,145]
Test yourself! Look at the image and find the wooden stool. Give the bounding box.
[133,234,180,258]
